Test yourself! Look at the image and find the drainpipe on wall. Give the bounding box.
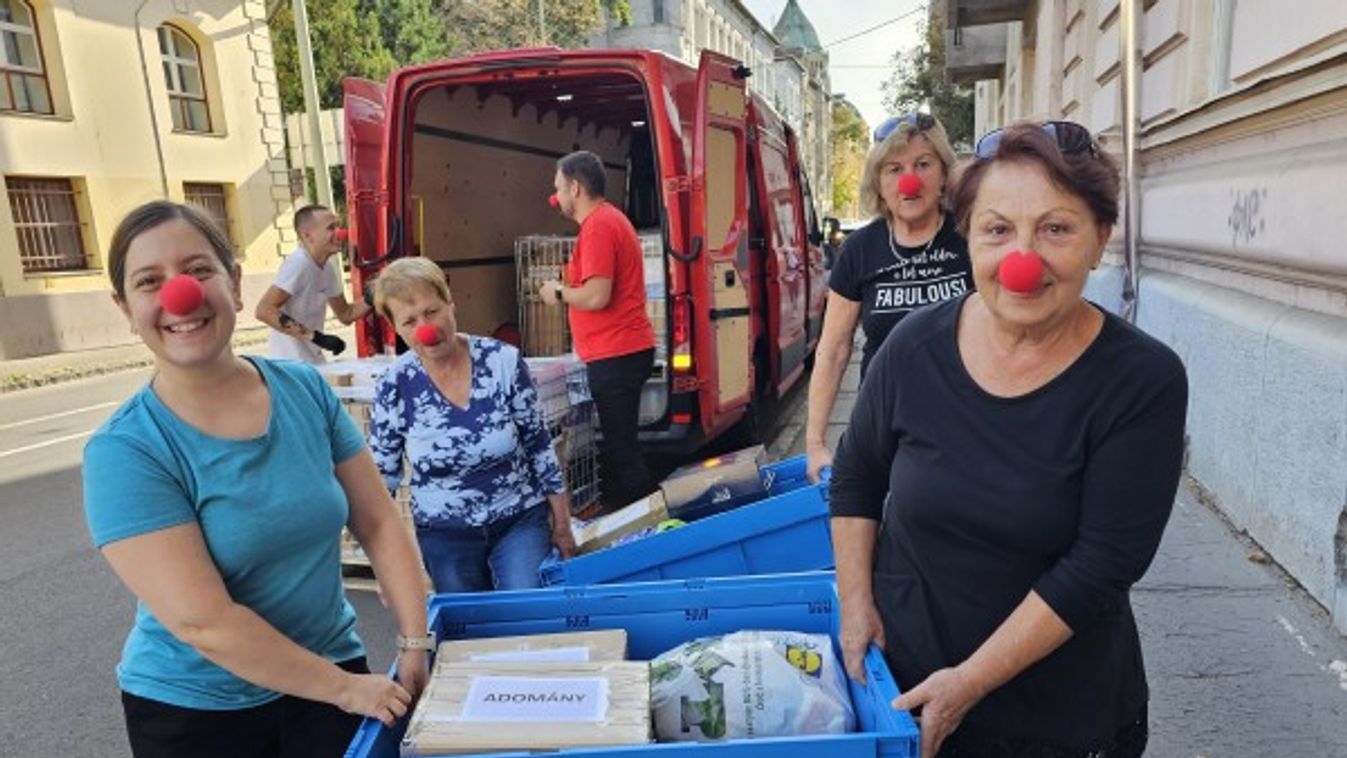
[134,0,171,198]
[1119,0,1142,323]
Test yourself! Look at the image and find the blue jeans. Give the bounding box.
[415,505,552,593]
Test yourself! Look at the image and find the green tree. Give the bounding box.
[440,0,618,52]
[269,0,449,113]
[881,5,974,150]
[365,0,450,65]
[830,99,868,217]
[270,0,628,112]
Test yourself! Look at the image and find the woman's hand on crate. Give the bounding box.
[838,597,885,684]
[396,649,430,704]
[806,445,834,484]
[336,673,413,726]
[548,494,577,559]
[892,666,985,758]
[552,525,577,559]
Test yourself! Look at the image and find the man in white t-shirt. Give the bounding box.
[255,205,371,363]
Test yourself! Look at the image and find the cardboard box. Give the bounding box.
[659,445,768,522]
[572,491,669,555]
[400,661,652,756]
[432,630,628,673]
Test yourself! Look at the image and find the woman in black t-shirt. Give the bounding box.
[830,122,1188,757]
[805,113,973,482]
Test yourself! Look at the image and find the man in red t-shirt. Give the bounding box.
[540,150,656,508]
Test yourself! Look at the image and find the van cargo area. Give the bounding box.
[406,71,669,426]
[349,49,828,453]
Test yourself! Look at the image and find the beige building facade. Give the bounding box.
[0,0,294,360]
[948,0,1347,632]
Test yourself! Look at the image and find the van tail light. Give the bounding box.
[671,294,693,373]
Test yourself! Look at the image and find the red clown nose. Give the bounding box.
[896,173,924,197]
[161,274,205,316]
[998,251,1045,293]
[548,193,560,208]
[335,228,349,242]
[414,323,443,347]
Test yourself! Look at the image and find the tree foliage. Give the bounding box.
[881,5,974,150]
[270,0,630,113]
[270,0,446,112]
[829,99,868,217]
[440,0,609,52]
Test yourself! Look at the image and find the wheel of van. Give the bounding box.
[721,399,764,450]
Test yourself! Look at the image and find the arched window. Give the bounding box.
[0,0,52,114]
[158,24,210,133]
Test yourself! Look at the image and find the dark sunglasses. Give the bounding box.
[974,120,1098,159]
[873,112,936,142]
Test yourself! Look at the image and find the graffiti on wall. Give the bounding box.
[1228,187,1268,248]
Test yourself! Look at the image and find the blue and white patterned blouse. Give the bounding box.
[369,336,565,529]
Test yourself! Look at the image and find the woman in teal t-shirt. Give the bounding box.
[82,201,431,758]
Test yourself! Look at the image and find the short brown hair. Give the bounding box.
[859,117,957,221]
[950,122,1121,237]
[107,200,236,300]
[371,257,452,321]
[557,151,606,198]
[293,204,329,233]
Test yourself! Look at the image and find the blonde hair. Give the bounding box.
[371,257,452,321]
[859,116,957,221]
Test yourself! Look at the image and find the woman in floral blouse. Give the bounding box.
[368,257,575,593]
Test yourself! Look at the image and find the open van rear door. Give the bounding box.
[342,77,388,356]
[690,51,753,429]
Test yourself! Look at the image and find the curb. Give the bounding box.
[0,329,275,395]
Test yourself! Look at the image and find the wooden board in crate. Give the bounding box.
[401,661,652,755]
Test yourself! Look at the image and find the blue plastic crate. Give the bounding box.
[540,456,832,587]
[344,572,919,758]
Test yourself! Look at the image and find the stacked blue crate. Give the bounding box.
[539,455,834,587]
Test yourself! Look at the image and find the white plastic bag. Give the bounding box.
[649,630,855,742]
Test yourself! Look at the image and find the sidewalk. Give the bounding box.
[0,322,358,393]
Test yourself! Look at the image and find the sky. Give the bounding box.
[740,0,926,132]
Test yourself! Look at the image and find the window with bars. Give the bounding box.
[158,24,210,133]
[0,0,52,115]
[184,182,233,245]
[7,177,88,273]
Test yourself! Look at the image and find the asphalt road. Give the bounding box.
[2,364,1346,757]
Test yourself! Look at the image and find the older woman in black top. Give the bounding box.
[830,121,1188,758]
[805,113,974,482]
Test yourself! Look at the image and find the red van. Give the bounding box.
[343,48,826,451]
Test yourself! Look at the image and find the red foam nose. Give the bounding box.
[897,173,924,197]
[998,251,1045,293]
[161,274,205,316]
[414,323,443,347]
[548,193,560,208]
[335,228,349,242]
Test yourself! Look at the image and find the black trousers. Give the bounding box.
[586,348,655,508]
[120,657,369,758]
[937,706,1148,758]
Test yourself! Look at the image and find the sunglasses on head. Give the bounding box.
[873,112,936,142]
[973,120,1098,159]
